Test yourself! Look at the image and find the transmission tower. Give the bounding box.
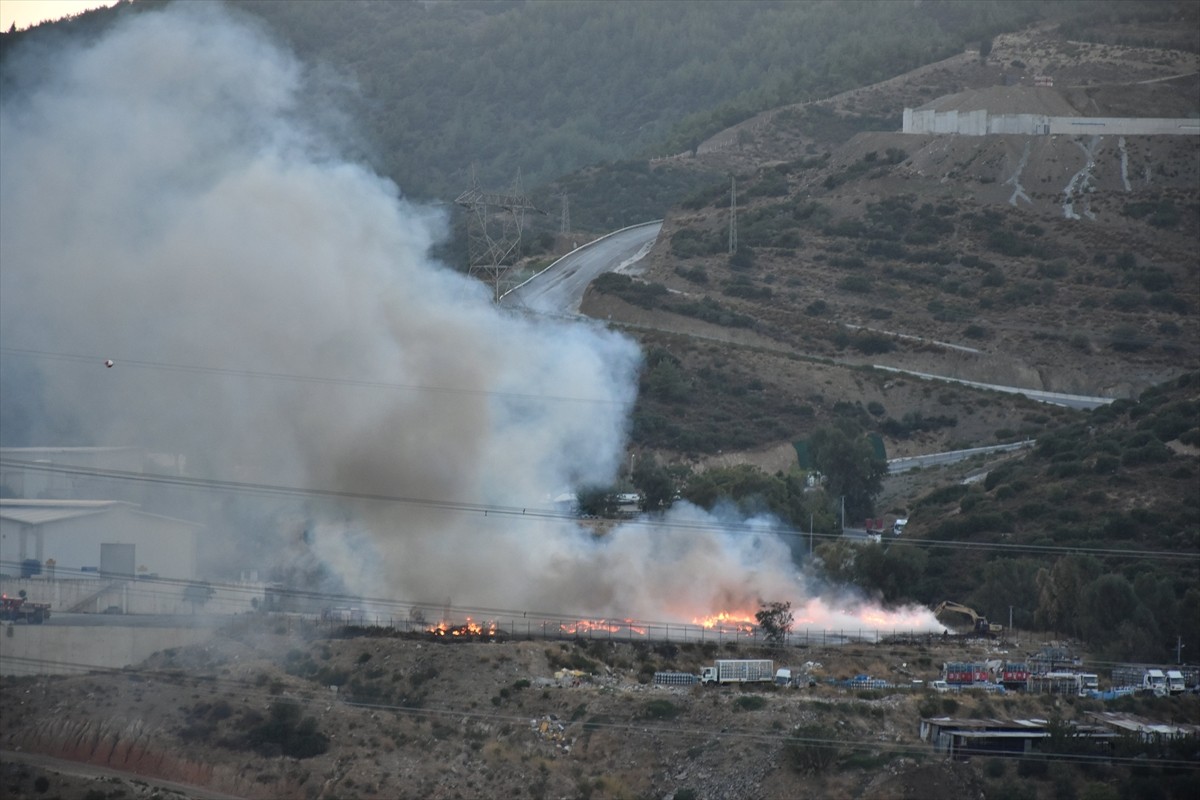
[455,168,541,301]
[728,175,738,254]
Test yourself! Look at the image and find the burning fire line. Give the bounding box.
[559,619,648,636]
[692,611,757,633]
[428,617,498,639]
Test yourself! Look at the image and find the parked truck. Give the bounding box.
[0,594,51,624]
[700,659,774,685]
[1166,670,1186,695]
[1143,669,1168,696]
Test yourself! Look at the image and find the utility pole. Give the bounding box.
[810,513,814,557]
[728,175,737,254]
[1178,634,1185,665]
[1009,605,1013,634]
[560,192,570,236]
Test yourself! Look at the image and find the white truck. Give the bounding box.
[1078,673,1099,695]
[700,659,774,685]
[1166,670,1186,695]
[1144,669,1168,697]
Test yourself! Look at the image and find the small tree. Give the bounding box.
[786,724,841,774]
[756,601,794,646]
[632,456,676,512]
[575,486,617,518]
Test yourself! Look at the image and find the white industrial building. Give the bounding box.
[0,499,200,581]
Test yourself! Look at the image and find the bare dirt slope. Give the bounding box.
[0,618,1068,800]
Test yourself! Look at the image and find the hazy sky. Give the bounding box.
[1,0,117,31]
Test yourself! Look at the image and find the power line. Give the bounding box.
[0,346,622,406]
[3,458,1195,563]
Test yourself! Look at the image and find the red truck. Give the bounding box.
[0,594,51,624]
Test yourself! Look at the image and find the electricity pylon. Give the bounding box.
[455,168,541,302]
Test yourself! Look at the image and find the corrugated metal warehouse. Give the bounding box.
[0,499,200,581]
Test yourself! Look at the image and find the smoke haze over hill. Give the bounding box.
[0,4,937,630]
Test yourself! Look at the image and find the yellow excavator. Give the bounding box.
[933,601,1003,638]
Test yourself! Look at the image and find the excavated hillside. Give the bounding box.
[608,24,1199,429]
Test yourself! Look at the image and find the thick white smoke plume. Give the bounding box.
[0,5,936,630]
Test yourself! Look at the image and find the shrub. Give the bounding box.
[244,702,329,759]
[786,725,841,774]
[1017,758,1049,778]
[642,699,681,720]
[838,275,872,293]
[734,695,767,712]
[964,324,989,339]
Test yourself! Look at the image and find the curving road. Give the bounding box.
[887,440,1036,474]
[500,221,662,314]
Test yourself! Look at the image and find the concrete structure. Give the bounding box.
[921,717,1115,759]
[0,499,201,582]
[0,447,147,501]
[0,575,269,616]
[0,619,217,676]
[1087,711,1200,741]
[903,108,1200,136]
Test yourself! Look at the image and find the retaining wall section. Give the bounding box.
[903,107,1199,136]
[0,623,215,675]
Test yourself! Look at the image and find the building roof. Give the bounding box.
[0,447,143,456]
[0,499,130,525]
[1088,711,1200,738]
[0,499,203,530]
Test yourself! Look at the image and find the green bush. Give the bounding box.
[786,725,841,774]
[642,699,681,720]
[734,695,767,712]
[838,275,872,294]
[244,702,329,759]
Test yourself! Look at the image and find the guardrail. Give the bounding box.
[499,219,663,301]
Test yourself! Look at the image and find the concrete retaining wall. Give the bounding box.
[0,623,214,675]
[1,576,266,616]
[903,107,1198,136]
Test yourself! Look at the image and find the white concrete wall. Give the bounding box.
[902,108,1199,136]
[0,576,267,615]
[1047,117,1200,136]
[0,622,215,675]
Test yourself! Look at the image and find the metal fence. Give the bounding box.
[303,611,938,649]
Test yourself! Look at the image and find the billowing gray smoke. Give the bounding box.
[0,5,936,629]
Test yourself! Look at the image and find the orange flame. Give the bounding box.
[692,610,758,633]
[428,616,498,638]
[560,618,648,636]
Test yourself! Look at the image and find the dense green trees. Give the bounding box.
[4,0,1067,204]
[809,420,887,523]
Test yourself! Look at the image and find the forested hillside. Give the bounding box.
[3,0,1072,203]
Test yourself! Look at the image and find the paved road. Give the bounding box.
[501,221,662,314]
[872,365,1114,410]
[887,440,1036,474]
